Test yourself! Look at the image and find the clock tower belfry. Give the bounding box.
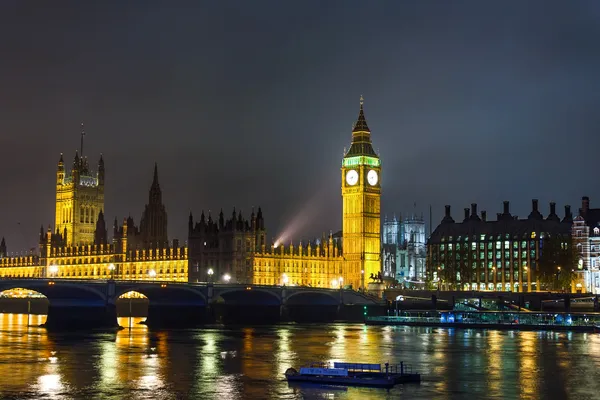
[341,96,381,290]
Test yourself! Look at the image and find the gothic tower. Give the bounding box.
[140,163,169,247]
[55,141,105,246]
[341,96,381,289]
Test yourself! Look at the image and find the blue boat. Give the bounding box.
[284,362,420,388]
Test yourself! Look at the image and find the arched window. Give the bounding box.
[594,227,599,235]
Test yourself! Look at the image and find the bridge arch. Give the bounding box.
[0,280,107,304]
[216,287,282,306]
[286,290,339,306]
[115,284,207,306]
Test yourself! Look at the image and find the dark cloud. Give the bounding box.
[1,0,599,252]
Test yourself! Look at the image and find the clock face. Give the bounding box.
[367,170,378,186]
[346,170,358,186]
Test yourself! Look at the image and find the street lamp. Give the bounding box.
[108,263,116,280]
[361,269,365,292]
[49,264,58,277]
[207,268,214,283]
[282,273,289,286]
[223,273,231,283]
[339,276,344,289]
[148,269,157,280]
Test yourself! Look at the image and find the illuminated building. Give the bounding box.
[0,99,383,289]
[253,234,344,287]
[252,97,382,289]
[572,196,600,293]
[427,200,573,292]
[382,213,426,285]
[187,208,266,284]
[0,163,187,282]
[55,146,105,246]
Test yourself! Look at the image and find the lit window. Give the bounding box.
[595,227,599,235]
[531,232,537,239]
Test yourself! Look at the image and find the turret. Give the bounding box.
[94,210,108,245]
[72,151,80,171]
[98,154,105,186]
[57,153,65,185]
[0,237,6,257]
[188,212,193,234]
[39,225,45,243]
[257,207,264,230]
[121,217,128,252]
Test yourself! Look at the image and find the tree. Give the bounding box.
[537,235,578,292]
[441,255,458,290]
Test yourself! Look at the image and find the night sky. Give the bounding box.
[1,1,599,253]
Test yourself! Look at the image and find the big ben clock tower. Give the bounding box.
[342,96,381,290]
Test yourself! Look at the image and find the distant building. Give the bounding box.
[572,196,600,293]
[382,214,426,285]
[427,200,573,292]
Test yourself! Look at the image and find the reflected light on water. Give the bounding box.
[519,331,539,400]
[276,327,295,375]
[1,314,600,400]
[38,374,63,393]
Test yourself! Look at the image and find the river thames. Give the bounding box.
[1,314,599,399]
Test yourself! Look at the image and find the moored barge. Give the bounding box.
[285,362,420,388]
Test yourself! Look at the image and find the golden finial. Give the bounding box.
[360,95,364,106]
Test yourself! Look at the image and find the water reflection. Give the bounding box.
[0,314,600,399]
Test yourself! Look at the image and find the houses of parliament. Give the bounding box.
[0,99,382,290]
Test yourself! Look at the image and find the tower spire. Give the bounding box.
[152,162,159,187]
[80,122,85,157]
[352,95,370,133]
[345,95,376,157]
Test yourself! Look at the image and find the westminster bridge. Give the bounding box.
[0,278,383,330]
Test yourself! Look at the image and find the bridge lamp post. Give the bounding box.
[339,276,343,289]
[207,268,214,284]
[49,264,58,278]
[223,273,231,284]
[108,264,116,281]
[361,270,364,293]
[282,273,289,286]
